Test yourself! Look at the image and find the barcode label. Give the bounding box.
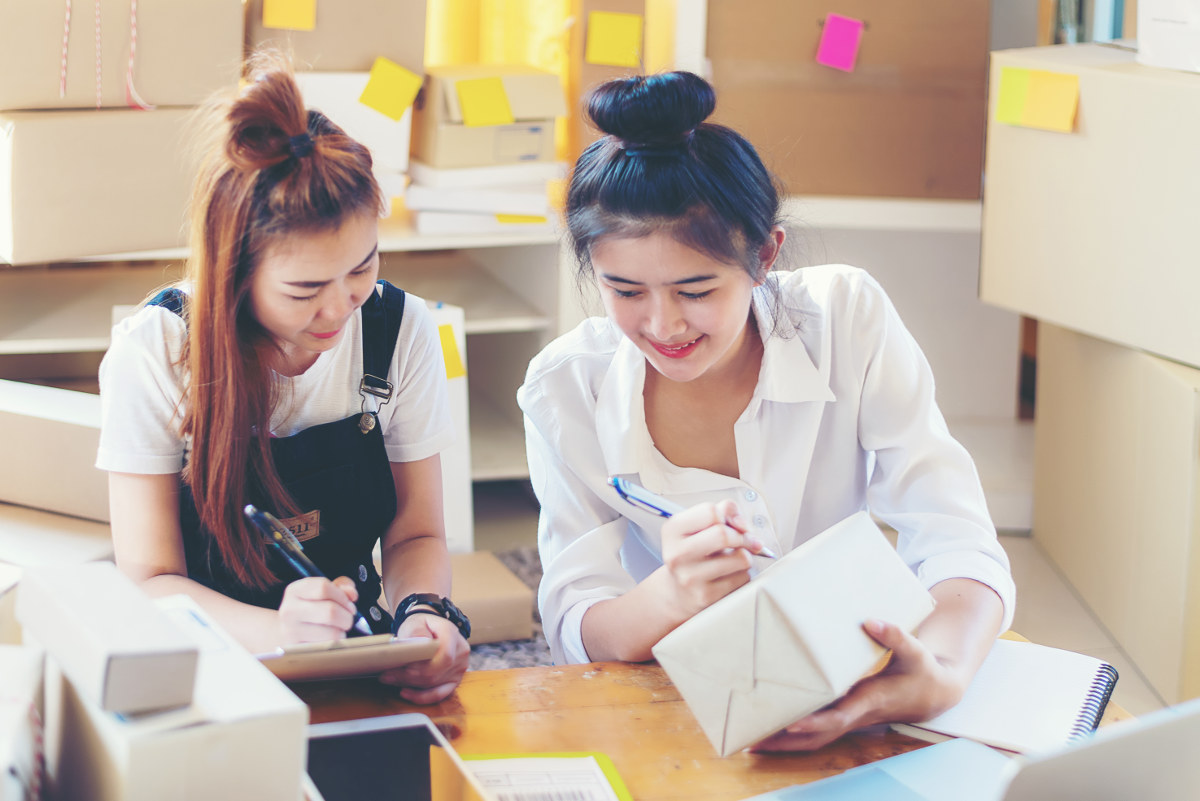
[494,791,607,801]
[467,756,622,801]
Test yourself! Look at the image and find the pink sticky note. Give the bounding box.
[816,13,865,72]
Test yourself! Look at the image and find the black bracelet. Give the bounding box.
[391,592,471,639]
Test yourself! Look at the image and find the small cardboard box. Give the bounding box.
[705,0,989,199]
[1137,0,1200,73]
[16,563,197,715]
[245,0,426,74]
[567,0,647,162]
[450,551,535,644]
[0,645,44,801]
[981,44,1200,369]
[0,380,107,523]
[295,71,413,174]
[1,108,193,265]
[43,595,308,801]
[0,0,243,112]
[411,65,567,170]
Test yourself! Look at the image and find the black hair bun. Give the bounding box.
[586,71,715,146]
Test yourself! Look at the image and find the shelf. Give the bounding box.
[468,395,529,482]
[67,212,562,263]
[785,196,983,233]
[0,250,553,355]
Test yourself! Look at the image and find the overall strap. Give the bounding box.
[147,286,187,316]
[358,280,407,405]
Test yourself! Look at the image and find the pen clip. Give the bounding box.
[609,477,673,518]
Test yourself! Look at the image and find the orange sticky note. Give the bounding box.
[585,11,644,68]
[456,77,514,127]
[438,324,466,379]
[996,67,1030,125]
[495,214,549,224]
[359,57,423,121]
[1022,70,1079,133]
[262,0,316,31]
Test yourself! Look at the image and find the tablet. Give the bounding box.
[256,634,438,682]
[305,713,492,801]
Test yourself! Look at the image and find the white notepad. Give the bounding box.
[891,638,1118,754]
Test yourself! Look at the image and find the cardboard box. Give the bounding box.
[16,563,198,715]
[0,503,113,568]
[450,551,535,644]
[0,565,20,646]
[567,0,647,162]
[0,645,43,801]
[44,595,308,801]
[980,44,1200,369]
[1,108,193,265]
[705,0,989,198]
[0,0,243,112]
[0,380,107,522]
[295,71,412,174]
[245,0,426,74]
[411,65,567,169]
[1137,0,1200,73]
[1033,323,1200,703]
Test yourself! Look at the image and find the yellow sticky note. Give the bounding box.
[996,67,1030,126]
[495,214,549,224]
[262,0,316,31]
[438,324,466,379]
[585,11,644,68]
[359,57,423,122]
[456,77,514,127]
[1022,70,1079,133]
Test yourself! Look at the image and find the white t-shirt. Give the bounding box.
[96,286,455,475]
[518,265,1016,665]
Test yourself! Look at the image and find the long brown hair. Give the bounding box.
[181,51,382,587]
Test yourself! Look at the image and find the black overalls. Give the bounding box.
[148,280,406,634]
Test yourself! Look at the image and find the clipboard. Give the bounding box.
[256,634,438,682]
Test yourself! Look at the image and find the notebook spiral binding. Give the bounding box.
[1068,662,1120,741]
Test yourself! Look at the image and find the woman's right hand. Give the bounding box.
[277,575,362,644]
[659,499,766,619]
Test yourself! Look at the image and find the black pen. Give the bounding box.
[243,504,374,636]
[608,477,778,559]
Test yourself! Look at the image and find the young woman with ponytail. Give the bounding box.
[96,53,468,703]
[519,72,1015,747]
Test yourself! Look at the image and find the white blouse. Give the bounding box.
[518,265,1015,665]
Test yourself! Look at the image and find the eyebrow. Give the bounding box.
[283,244,379,289]
[599,273,718,286]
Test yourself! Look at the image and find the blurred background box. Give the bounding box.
[245,0,427,73]
[567,0,647,161]
[1137,0,1200,73]
[450,550,534,643]
[706,0,989,199]
[295,71,414,174]
[1034,323,1200,704]
[981,44,1200,369]
[0,644,43,801]
[411,64,567,169]
[0,380,106,523]
[16,563,198,715]
[0,0,243,112]
[0,108,193,265]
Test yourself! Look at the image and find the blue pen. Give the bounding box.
[243,504,374,636]
[608,477,778,559]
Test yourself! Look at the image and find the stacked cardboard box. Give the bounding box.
[0,0,244,265]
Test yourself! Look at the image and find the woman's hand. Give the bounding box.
[378,613,470,704]
[276,576,362,644]
[659,499,768,619]
[751,619,967,753]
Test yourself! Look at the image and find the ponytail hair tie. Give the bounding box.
[619,129,695,158]
[288,132,315,159]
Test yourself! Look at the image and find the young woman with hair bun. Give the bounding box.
[97,53,468,703]
[519,71,1015,747]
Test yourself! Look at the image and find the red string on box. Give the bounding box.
[125,0,153,109]
[59,0,72,98]
[58,0,154,109]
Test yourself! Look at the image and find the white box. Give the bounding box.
[16,563,197,714]
[981,44,1200,368]
[1137,0,1200,73]
[44,595,308,801]
[0,380,106,522]
[295,71,412,174]
[426,301,473,553]
[0,564,21,645]
[0,645,43,801]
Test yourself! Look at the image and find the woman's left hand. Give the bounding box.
[377,613,470,704]
[750,619,967,752]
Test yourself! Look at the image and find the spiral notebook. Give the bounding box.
[891,638,1118,754]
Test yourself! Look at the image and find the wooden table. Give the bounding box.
[295,662,974,801]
